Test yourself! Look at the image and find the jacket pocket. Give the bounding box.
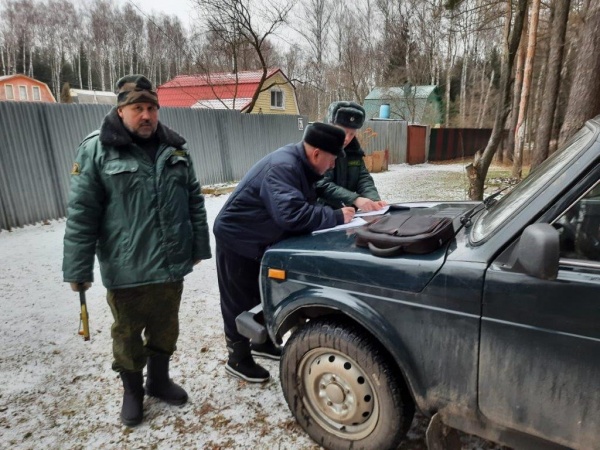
[104,160,142,193]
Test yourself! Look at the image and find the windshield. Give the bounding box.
[471,126,594,243]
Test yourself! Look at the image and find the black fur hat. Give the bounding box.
[327,101,365,129]
[303,122,346,157]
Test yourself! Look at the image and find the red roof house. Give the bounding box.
[157,68,299,115]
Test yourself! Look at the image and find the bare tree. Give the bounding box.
[467,0,528,201]
[192,0,293,113]
[532,0,570,169]
[90,0,114,91]
[295,0,334,113]
[558,0,600,144]
[504,19,527,163]
[42,0,79,100]
[512,0,541,178]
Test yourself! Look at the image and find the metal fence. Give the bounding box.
[0,102,307,230]
[360,119,408,164]
[428,128,493,161]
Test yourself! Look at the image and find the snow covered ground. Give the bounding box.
[0,163,503,450]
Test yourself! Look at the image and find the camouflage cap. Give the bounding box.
[115,75,160,108]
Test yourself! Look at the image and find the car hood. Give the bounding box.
[262,202,478,293]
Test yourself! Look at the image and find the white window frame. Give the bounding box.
[18,85,28,100]
[5,84,14,100]
[32,86,41,101]
[270,87,284,110]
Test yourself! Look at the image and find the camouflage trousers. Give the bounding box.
[106,281,183,373]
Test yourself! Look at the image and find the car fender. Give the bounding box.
[271,285,430,409]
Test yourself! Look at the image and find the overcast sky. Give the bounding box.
[115,0,199,29]
[112,0,299,53]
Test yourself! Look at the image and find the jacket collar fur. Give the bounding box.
[99,107,186,148]
[344,136,365,157]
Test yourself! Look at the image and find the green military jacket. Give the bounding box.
[316,137,381,208]
[63,108,211,289]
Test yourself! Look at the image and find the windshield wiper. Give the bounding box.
[483,185,513,208]
[460,185,514,228]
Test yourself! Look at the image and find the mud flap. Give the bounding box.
[426,413,461,450]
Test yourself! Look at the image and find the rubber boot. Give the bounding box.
[251,339,282,361]
[120,371,144,427]
[145,354,188,406]
[225,338,270,383]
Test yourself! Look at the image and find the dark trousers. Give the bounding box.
[216,241,261,343]
[106,281,183,373]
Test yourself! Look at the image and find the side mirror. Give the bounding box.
[514,223,560,280]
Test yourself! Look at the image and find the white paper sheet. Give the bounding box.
[355,205,390,217]
[312,217,368,234]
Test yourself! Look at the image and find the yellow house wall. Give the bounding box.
[250,73,298,115]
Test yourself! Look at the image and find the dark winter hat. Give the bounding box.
[327,101,365,129]
[303,122,346,157]
[115,75,160,108]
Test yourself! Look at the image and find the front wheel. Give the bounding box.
[280,319,415,450]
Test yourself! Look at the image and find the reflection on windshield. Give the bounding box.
[471,126,594,243]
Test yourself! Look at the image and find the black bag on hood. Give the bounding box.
[355,213,455,257]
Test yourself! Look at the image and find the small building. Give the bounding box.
[68,89,117,105]
[364,85,442,126]
[157,68,299,114]
[0,74,56,103]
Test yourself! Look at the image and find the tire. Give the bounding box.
[280,319,415,450]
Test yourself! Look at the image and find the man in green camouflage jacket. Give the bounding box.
[317,101,388,212]
[62,75,211,427]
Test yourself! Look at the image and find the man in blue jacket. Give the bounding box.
[63,75,211,426]
[213,122,355,382]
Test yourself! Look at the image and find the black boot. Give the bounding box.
[225,338,270,383]
[120,371,144,427]
[145,354,188,406]
[251,339,282,360]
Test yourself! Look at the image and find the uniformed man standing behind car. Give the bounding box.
[62,75,212,427]
[213,122,355,383]
[317,101,388,212]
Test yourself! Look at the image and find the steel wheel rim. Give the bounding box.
[298,348,379,440]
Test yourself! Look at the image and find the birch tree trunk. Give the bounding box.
[512,0,541,179]
[504,19,527,163]
[477,69,494,128]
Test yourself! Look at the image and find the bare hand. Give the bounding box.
[70,282,91,292]
[341,206,356,223]
[354,197,385,212]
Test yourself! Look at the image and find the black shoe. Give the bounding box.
[226,338,270,383]
[120,371,144,427]
[145,354,188,406]
[250,340,282,361]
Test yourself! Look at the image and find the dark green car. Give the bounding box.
[238,117,600,450]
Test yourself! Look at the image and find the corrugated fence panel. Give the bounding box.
[43,103,112,211]
[360,120,408,164]
[0,102,65,228]
[0,102,308,230]
[160,108,230,186]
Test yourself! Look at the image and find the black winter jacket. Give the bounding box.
[213,142,343,259]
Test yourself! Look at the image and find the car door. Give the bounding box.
[478,178,600,449]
